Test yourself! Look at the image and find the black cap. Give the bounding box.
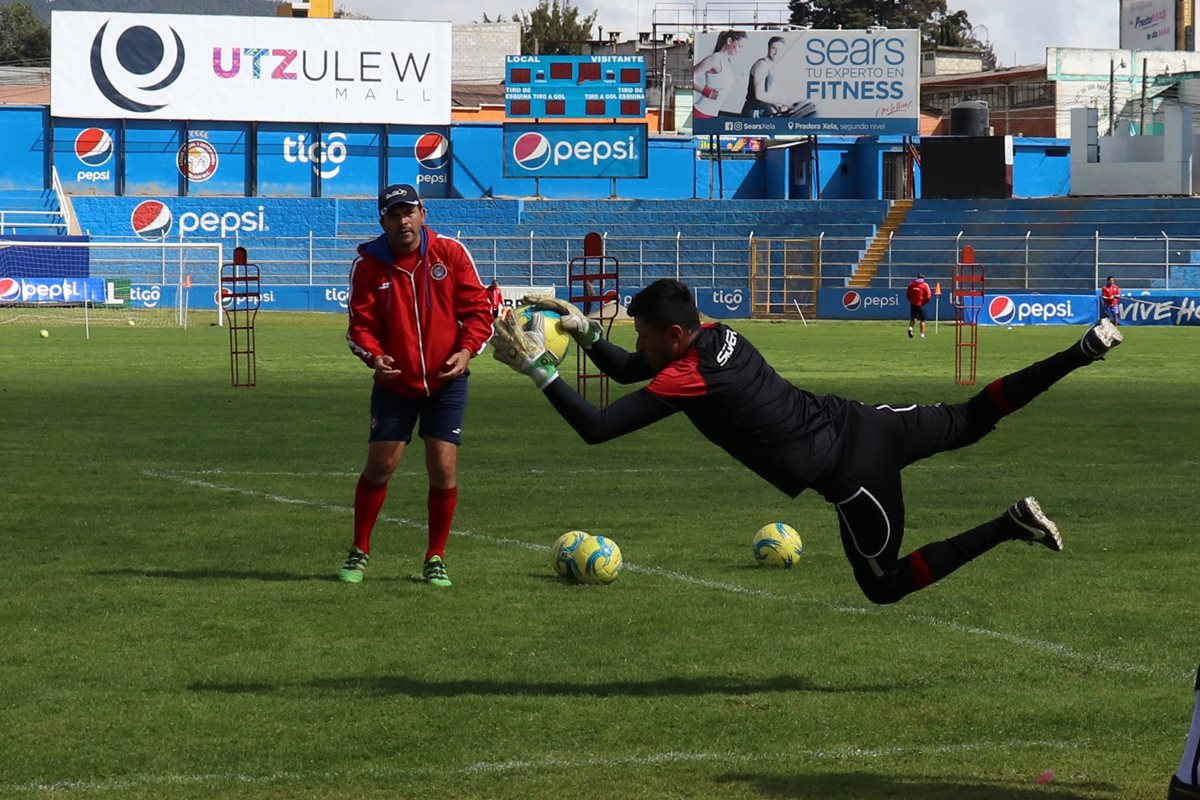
[378,184,421,215]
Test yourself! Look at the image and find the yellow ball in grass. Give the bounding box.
[127,319,136,327]
[38,329,49,338]
[752,523,804,568]
[550,530,590,579]
[571,534,623,584]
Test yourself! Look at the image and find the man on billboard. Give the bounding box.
[740,36,816,119]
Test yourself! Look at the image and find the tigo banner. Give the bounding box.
[51,11,451,124]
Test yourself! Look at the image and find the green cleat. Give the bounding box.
[423,555,452,587]
[338,546,369,583]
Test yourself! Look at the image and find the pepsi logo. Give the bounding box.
[90,21,186,113]
[74,128,113,167]
[0,277,21,302]
[415,132,449,170]
[512,132,551,171]
[988,295,1016,325]
[131,200,172,240]
[842,290,861,311]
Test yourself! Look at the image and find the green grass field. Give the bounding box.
[1,315,1196,799]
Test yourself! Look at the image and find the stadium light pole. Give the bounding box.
[1109,57,1127,133]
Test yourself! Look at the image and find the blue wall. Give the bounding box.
[0,105,1074,201]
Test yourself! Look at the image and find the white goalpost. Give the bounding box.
[0,239,224,334]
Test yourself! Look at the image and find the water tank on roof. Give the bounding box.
[950,99,990,136]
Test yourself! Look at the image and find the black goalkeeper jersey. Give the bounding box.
[543,323,851,497]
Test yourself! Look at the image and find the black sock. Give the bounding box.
[967,346,1089,427]
[908,516,1013,584]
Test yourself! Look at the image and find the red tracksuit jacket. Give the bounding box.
[346,228,492,397]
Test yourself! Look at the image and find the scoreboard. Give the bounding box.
[505,55,646,119]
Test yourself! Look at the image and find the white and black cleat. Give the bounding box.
[1006,497,1063,552]
[1079,318,1123,360]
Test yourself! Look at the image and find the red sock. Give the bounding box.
[426,485,458,561]
[352,475,388,553]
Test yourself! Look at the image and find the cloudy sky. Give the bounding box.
[341,0,1120,68]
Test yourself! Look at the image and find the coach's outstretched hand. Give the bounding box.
[522,295,602,349]
[491,313,560,390]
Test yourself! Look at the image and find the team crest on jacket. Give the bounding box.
[430,263,448,280]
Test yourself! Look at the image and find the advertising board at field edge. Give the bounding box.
[51,11,451,124]
[691,29,919,136]
[502,123,648,179]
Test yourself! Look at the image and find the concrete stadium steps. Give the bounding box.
[0,188,67,236]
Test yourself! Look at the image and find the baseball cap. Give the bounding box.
[378,184,422,215]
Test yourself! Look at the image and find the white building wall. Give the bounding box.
[1048,46,1200,137]
[1070,105,1194,195]
[452,23,520,85]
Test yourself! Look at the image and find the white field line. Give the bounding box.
[177,465,739,478]
[142,468,1180,681]
[1,739,1086,794]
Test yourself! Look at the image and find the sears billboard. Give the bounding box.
[692,29,919,136]
[503,124,647,179]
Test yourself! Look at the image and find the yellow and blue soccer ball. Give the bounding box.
[571,534,623,584]
[753,522,804,568]
[550,530,590,579]
[513,304,571,365]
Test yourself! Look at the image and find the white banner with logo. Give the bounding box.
[51,11,451,123]
[1119,0,1176,51]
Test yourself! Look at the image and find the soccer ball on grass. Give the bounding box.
[550,530,590,579]
[571,534,623,584]
[752,522,804,568]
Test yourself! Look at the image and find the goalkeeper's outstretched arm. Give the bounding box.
[542,381,676,444]
[583,337,656,385]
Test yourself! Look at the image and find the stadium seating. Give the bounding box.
[331,198,886,291]
[875,197,1200,291]
[0,189,68,236]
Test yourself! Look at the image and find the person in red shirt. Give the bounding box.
[906,273,933,339]
[340,184,492,587]
[485,279,505,319]
[1100,275,1121,325]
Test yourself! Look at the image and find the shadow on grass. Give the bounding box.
[189,673,903,698]
[716,771,1123,799]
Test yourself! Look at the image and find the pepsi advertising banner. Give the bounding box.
[0,277,108,305]
[503,123,647,179]
[504,56,646,119]
[818,288,906,319]
[54,124,117,193]
[71,196,341,241]
[691,29,920,136]
[979,294,1094,326]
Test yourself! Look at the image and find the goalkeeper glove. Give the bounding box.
[491,313,560,389]
[521,294,602,349]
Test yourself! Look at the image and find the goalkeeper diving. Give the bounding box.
[491,279,1124,604]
